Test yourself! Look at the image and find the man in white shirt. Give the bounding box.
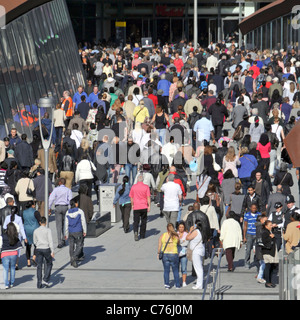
[193,112,215,144]
[161,174,182,228]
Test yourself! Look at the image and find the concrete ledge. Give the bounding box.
[86,211,112,238]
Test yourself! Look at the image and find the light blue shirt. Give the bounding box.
[193,117,214,142]
[87,92,100,107]
[3,214,26,241]
[73,91,88,110]
[49,184,73,209]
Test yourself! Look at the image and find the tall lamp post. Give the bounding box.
[38,97,55,227]
[194,0,198,48]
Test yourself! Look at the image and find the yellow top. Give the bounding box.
[133,106,149,123]
[161,232,179,254]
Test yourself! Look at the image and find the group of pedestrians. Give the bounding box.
[0,37,299,291]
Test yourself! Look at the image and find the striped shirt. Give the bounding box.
[244,212,260,235]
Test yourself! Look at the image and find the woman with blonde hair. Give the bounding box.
[222,146,241,177]
[157,223,180,289]
[77,137,93,161]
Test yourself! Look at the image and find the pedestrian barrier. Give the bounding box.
[202,247,224,300]
[279,246,300,300]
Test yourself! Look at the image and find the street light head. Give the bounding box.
[38,97,55,109]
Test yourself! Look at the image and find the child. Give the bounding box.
[87,123,98,148]
[182,205,194,222]
[218,129,232,147]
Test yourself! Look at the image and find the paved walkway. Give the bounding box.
[0,123,297,300]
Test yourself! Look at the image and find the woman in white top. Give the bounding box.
[3,209,27,270]
[75,154,96,197]
[186,220,206,289]
[271,115,285,169]
[219,211,243,271]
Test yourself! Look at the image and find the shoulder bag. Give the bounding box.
[186,230,202,261]
[159,234,171,260]
[26,178,35,197]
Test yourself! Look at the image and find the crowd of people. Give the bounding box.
[0,37,299,290]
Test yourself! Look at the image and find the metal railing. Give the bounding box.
[202,247,224,300]
[279,246,300,300]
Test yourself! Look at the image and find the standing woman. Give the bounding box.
[23,201,41,267]
[113,176,132,233]
[151,106,169,145]
[0,222,23,289]
[186,219,210,290]
[157,223,180,289]
[271,114,285,170]
[219,211,243,272]
[177,221,189,287]
[249,116,265,143]
[256,133,271,172]
[261,220,279,288]
[208,94,229,141]
[222,146,241,178]
[3,207,27,270]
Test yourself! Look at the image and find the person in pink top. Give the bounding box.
[129,175,151,241]
[256,133,271,171]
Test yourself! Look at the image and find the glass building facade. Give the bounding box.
[0,0,86,140]
[245,12,300,52]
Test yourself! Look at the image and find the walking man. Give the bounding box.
[129,175,151,241]
[243,203,260,269]
[161,174,182,228]
[49,178,73,248]
[64,197,87,268]
[33,217,54,288]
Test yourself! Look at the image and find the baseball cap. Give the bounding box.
[286,195,295,203]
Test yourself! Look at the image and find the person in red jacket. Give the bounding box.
[169,166,186,199]
[249,61,260,79]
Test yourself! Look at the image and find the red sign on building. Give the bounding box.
[156,5,185,17]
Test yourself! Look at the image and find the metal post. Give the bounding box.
[193,0,197,48]
[238,1,243,48]
[38,97,55,227]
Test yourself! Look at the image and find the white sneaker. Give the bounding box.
[192,285,202,290]
[182,282,187,287]
[42,280,50,287]
[257,278,266,284]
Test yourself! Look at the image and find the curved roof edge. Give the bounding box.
[239,0,299,35]
[1,0,52,25]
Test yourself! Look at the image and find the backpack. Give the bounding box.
[256,74,265,91]
[232,125,243,141]
[200,81,208,90]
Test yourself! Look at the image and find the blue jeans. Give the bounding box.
[36,248,53,288]
[245,234,256,267]
[162,254,180,288]
[125,164,137,185]
[2,255,18,287]
[179,255,188,275]
[177,204,183,222]
[55,127,63,153]
[257,259,265,280]
[240,177,252,195]
[156,128,166,145]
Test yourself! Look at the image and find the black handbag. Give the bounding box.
[26,179,35,197]
[159,235,171,260]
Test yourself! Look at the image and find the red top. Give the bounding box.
[256,142,271,158]
[129,182,151,210]
[148,94,158,108]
